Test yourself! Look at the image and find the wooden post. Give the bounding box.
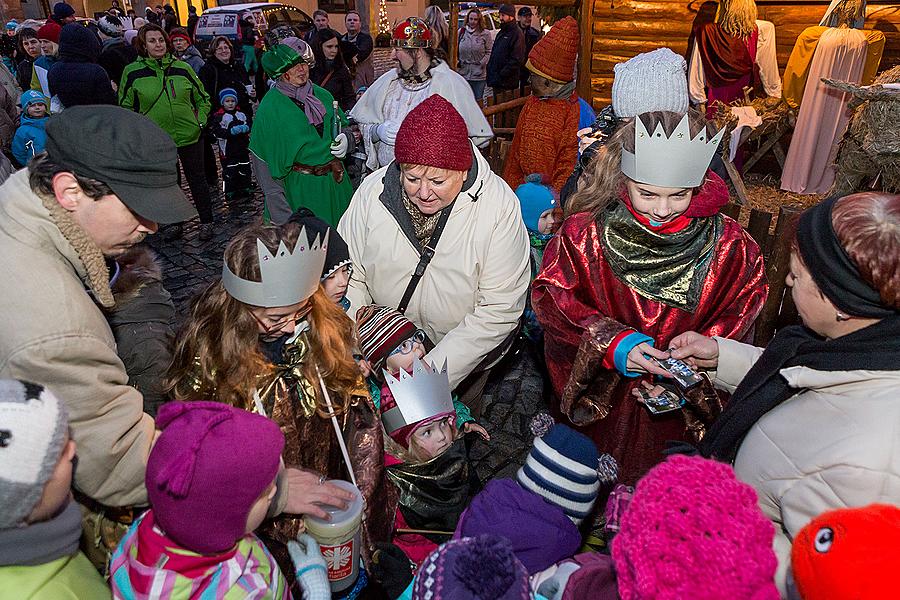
[577,0,592,104]
[449,2,459,73]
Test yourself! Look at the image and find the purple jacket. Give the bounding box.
[454,478,581,574]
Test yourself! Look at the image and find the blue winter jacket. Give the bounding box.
[12,115,47,167]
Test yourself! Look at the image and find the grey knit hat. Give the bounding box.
[612,48,689,119]
[0,380,68,528]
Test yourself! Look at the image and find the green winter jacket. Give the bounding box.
[118,55,210,147]
[0,552,111,600]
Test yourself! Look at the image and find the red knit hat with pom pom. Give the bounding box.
[526,16,579,84]
[394,94,473,172]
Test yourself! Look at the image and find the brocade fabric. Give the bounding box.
[533,209,767,484]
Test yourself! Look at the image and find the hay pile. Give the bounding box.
[828,65,900,195]
[712,97,794,156]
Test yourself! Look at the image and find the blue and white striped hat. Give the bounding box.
[516,424,600,524]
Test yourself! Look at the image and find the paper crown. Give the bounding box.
[621,114,724,188]
[222,228,328,307]
[382,358,454,434]
[392,17,431,49]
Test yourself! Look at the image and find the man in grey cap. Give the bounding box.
[0,105,195,566]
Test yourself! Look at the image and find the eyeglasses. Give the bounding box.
[389,330,426,356]
[249,303,312,334]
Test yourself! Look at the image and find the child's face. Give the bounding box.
[222,97,237,110]
[538,208,561,234]
[245,479,278,534]
[27,433,76,524]
[26,103,46,118]
[384,334,426,374]
[322,264,351,305]
[409,416,455,461]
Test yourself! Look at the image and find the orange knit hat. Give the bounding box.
[526,16,579,84]
[791,504,900,600]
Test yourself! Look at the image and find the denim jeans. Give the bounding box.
[468,79,486,102]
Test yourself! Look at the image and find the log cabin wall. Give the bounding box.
[584,1,900,108]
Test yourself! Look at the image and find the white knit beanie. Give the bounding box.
[612,48,690,119]
[0,380,68,528]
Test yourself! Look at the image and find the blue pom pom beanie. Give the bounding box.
[515,173,557,233]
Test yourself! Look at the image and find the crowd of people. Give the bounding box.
[0,1,898,600]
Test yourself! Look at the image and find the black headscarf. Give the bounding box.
[700,196,900,462]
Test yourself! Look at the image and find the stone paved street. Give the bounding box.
[148,178,548,483]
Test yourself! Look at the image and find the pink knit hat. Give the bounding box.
[146,401,285,554]
[394,94,473,172]
[611,455,779,600]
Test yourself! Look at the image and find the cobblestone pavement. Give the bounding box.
[148,181,548,483]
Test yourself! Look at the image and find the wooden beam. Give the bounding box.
[577,0,592,101]
[482,95,529,116]
[449,2,459,74]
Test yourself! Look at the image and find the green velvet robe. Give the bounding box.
[249,84,352,226]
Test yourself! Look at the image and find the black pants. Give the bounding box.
[177,140,214,224]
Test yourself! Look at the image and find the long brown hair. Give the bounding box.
[166,222,361,416]
[567,110,716,219]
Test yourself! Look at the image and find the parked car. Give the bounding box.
[194,2,313,51]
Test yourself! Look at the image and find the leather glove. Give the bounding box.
[331,132,349,159]
[287,534,330,600]
[373,121,399,145]
[369,542,413,600]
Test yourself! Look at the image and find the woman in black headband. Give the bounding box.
[668,192,900,594]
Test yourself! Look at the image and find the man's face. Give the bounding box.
[314,14,329,29]
[390,47,419,73]
[345,13,360,34]
[518,13,532,28]
[499,13,515,24]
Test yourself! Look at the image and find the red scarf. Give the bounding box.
[619,170,729,232]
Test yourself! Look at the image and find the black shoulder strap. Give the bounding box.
[397,204,453,314]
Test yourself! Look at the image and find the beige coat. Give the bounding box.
[0,169,152,507]
[713,336,900,596]
[338,147,531,389]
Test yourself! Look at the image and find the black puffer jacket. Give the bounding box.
[48,24,116,107]
[486,20,525,91]
[106,247,176,418]
[311,60,356,112]
[198,55,252,112]
[99,37,137,89]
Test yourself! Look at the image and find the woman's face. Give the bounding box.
[625,179,693,224]
[22,37,41,58]
[786,252,840,338]
[214,40,231,62]
[172,36,189,53]
[467,11,480,27]
[401,165,466,216]
[250,298,311,341]
[410,416,454,461]
[322,37,339,61]
[282,61,310,86]
[144,30,168,59]
[39,39,57,56]
[322,265,350,304]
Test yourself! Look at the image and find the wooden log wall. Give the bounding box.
[585,0,900,108]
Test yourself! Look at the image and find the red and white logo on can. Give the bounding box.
[321,539,354,581]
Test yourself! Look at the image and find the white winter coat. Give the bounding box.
[712,336,900,597]
[338,146,531,388]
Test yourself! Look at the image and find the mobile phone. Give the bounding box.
[637,388,683,415]
[653,356,703,389]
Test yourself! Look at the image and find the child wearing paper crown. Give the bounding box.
[533,109,768,485]
[109,401,331,600]
[12,90,48,167]
[212,87,253,199]
[289,209,353,311]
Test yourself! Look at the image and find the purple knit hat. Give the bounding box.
[413,535,531,600]
[611,455,779,600]
[146,401,285,554]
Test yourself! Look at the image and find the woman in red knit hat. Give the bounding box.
[338,94,530,412]
[502,16,597,195]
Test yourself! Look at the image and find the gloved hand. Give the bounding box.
[331,132,349,159]
[373,121,399,145]
[288,534,330,600]
[230,124,250,135]
[369,542,413,600]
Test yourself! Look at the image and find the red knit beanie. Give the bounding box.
[37,22,61,44]
[791,504,900,600]
[394,94,473,172]
[526,16,579,84]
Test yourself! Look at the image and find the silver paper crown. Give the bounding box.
[222,227,328,307]
[382,358,454,434]
[620,114,724,188]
